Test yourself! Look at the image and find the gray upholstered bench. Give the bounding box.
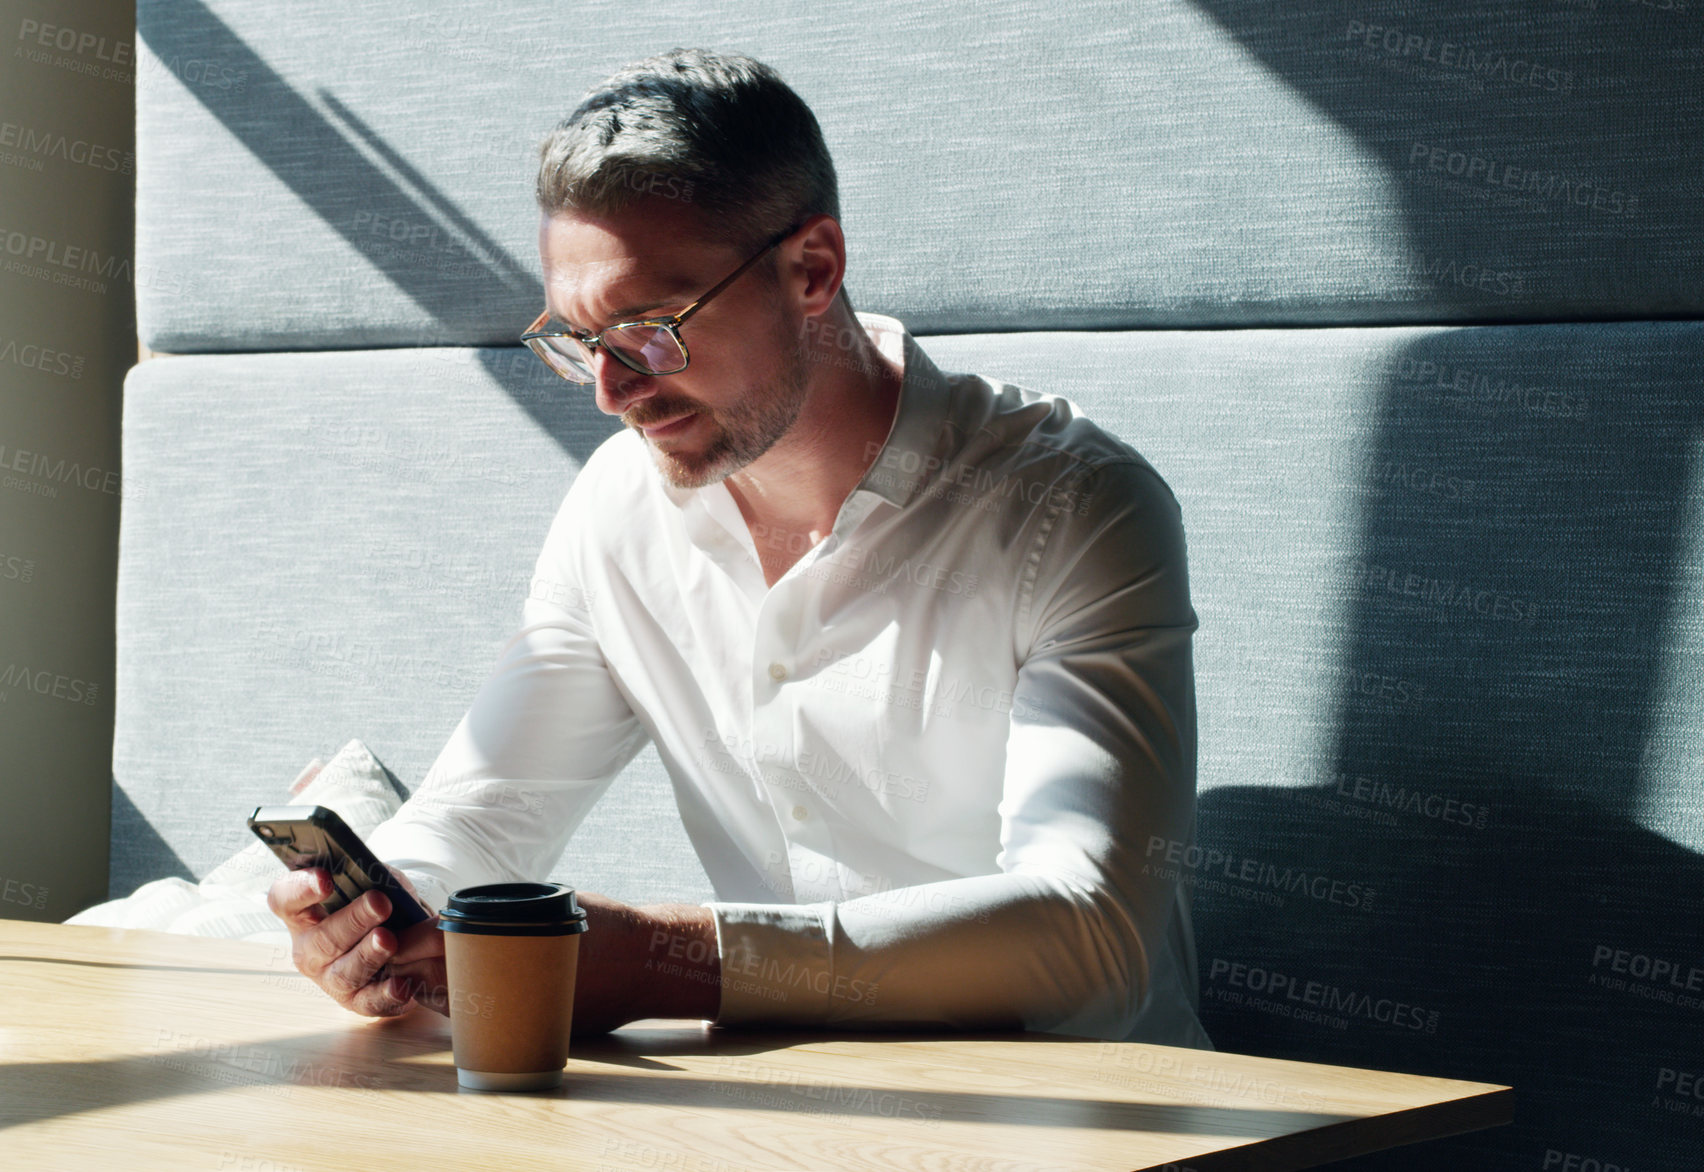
[117,4,1704,1168]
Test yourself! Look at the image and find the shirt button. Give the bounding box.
[791,805,809,821]
[768,662,788,682]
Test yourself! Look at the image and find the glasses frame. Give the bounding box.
[522,224,797,384]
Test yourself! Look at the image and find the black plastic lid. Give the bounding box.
[437,882,589,936]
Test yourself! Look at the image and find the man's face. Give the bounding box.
[537,199,810,490]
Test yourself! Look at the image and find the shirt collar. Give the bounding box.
[847,313,955,510]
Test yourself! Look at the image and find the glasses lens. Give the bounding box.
[527,335,595,384]
[605,323,687,375]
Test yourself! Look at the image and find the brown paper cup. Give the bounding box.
[438,882,589,1092]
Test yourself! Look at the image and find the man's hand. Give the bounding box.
[266,867,446,1018]
[266,874,717,1033]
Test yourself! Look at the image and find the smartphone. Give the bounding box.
[247,804,431,934]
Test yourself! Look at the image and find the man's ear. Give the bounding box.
[787,214,847,317]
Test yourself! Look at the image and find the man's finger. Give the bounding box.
[318,920,397,1003]
[347,972,417,1018]
[299,890,392,976]
[389,916,444,965]
[388,959,449,1016]
[266,867,331,923]
[410,979,449,1017]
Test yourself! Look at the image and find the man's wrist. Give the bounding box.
[636,902,721,1021]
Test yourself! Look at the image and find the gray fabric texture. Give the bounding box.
[925,323,1704,1171]
[121,2,1704,1166]
[135,0,1704,351]
[112,347,707,908]
[116,329,1704,1172]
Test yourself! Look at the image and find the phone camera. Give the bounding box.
[257,826,275,837]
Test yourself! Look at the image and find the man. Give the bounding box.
[269,48,1209,1048]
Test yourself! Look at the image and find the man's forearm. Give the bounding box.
[705,870,1172,1041]
[637,902,721,1020]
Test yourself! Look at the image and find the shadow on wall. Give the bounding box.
[1193,324,1704,1172]
[1181,4,1704,1170]
[136,0,609,463]
[1187,0,1704,322]
[120,2,624,890]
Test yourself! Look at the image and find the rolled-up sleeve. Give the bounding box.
[708,459,1206,1045]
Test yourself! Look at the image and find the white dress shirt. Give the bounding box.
[369,313,1210,1048]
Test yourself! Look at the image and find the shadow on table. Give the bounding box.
[1,1019,1348,1139]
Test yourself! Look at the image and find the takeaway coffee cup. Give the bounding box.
[437,882,589,1091]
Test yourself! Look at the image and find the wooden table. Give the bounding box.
[0,920,1509,1171]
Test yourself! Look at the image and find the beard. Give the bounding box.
[628,309,812,491]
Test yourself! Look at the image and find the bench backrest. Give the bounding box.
[122,4,1704,1167]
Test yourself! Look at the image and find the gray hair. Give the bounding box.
[536,48,840,254]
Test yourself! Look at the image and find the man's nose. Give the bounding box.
[591,348,659,417]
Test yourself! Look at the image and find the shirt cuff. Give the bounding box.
[704,901,838,1026]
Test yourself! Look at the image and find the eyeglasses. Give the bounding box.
[521,226,795,384]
